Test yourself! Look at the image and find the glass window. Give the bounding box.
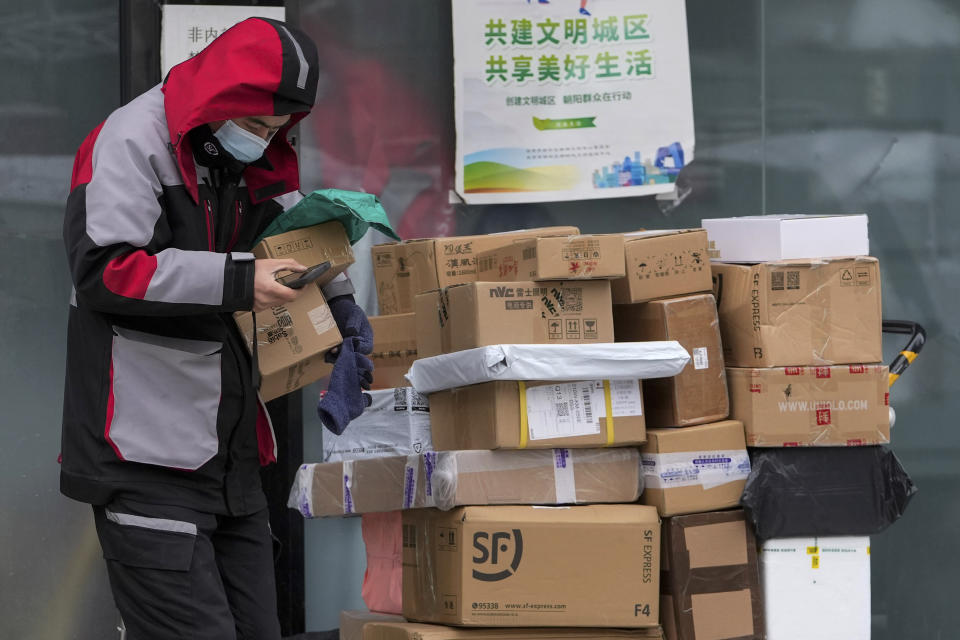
[0,2,121,638]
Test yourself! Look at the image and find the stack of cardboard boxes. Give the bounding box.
[283,216,887,640]
[705,214,881,640]
[609,230,761,640]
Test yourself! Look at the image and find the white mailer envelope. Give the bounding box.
[405,342,690,394]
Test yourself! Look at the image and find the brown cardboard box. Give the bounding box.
[611,230,713,304]
[640,420,749,517]
[415,280,614,358]
[402,505,661,627]
[727,364,890,446]
[373,227,580,314]
[370,314,418,389]
[476,235,626,281]
[365,623,665,640]
[613,294,729,427]
[711,257,882,367]
[342,611,405,640]
[298,448,644,517]
[252,221,355,287]
[429,380,646,450]
[235,284,342,401]
[660,510,763,640]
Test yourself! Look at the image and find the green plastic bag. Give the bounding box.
[256,188,400,245]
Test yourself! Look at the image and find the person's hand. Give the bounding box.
[253,259,307,312]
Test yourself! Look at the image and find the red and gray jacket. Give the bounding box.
[60,18,347,515]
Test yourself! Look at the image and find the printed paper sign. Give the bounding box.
[453,0,694,204]
[161,4,286,77]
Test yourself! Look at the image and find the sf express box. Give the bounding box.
[640,420,750,517]
[429,379,646,451]
[252,221,355,287]
[402,505,661,627]
[611,230,713,304]
[476,235,626,281]
[702,214,869,263]
[727,364,890,446]
[613,294,729,428]
[369,313,418,389]
[415,280,614,358]
[373,227,579,315]
[364,623,664,640]
[711,257,882,367]
[660,510,763,640]
[235,283,342,401]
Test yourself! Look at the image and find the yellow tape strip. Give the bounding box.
[518,381,529,449]
[889,372,900,387]
[603,380,615,446]
[901,350,918,364]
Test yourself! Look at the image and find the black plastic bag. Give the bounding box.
[741,445,917,539]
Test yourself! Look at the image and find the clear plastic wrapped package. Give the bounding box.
[288,447,643,518]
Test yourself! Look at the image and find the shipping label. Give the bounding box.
[641,449,750,490]
[525,380,642,441]
[307,305,336,336]
[692,346,709,370]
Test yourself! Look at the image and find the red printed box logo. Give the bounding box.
[815,367,831,379]
[885,392,890,406]
[750,383,763,393]
[847,439,864,446]
[783,442,800,447]
[816,407,832,426]
[849,365,866,374]
[785,367,804,376]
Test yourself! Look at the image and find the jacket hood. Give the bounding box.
[162,18,320,204]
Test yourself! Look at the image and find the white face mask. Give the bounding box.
[213,120,270,164]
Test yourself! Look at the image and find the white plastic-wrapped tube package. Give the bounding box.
[404,342,690,394]
[287,447,643,518]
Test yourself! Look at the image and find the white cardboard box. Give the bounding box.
[322,388,431,462]
[702,214,869,262]
[761,536,871,640]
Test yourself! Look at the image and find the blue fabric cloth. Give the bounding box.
[327,295,373,354]
[318,336,374,435]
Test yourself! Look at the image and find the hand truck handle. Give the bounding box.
[883,320,926,388]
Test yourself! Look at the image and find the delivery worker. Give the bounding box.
[60,18,369,639]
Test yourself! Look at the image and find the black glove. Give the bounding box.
[317,336,374,435]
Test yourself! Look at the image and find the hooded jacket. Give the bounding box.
[60,18,340,515]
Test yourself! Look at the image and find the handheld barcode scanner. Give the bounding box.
[883,320,926,427]
[277,261,332,289]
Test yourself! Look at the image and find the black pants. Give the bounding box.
[93,497,281,640]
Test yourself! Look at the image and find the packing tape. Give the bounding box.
[641,450,751,490]
[602,380,615,446]
[552,448,577,504]
[402,454,420,510]
[902,350,918,364]
[342,460,355,515]
[518,381,529,449]
[422,451,437,508]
